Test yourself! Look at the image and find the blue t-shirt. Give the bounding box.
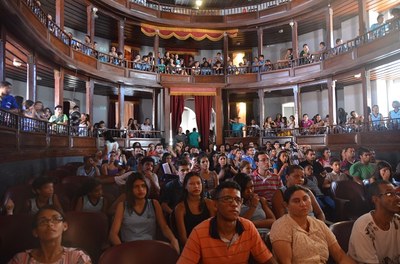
[232,122,245,132]
[0,94,19,110]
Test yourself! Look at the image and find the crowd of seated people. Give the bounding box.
[2,136,399,263]
[226,102,400,138]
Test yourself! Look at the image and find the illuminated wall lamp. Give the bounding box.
[12,58,22,67]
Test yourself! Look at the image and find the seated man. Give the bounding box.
[230,117,246,137]
[76,156,100,177]
[160,160,191,215]
[177,181,276,264]
[349,147,374,185]
[348,180,400,263]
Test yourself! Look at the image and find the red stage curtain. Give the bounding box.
[195,96,212,150]
[141,23,238,41]
[170,95,185,138]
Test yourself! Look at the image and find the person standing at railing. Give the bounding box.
[369,104,384,130]
[69,105,80,135]
[0,81,19,114]
[251,56,260,73]
[299,43,310,65]
[388,100,400,130]
[49,105,68,134]
[230,117,246,137]
[370,14,386,38]
[141,118,153,138]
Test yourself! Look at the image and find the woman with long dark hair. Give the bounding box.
[109,173,179,253]
[174,172,214,246]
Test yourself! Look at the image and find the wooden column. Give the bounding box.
[326,7,334,48]
[118,19,125,54]
[258,89,265,128]
[85,79,94,117]
[358,0,367,36]
[153,32,159,63]
[293,85,301,127]
[327,78,337,125]
[55,0,64,29]
[27,54,37,101]
[222,89,230,136]
[86,4,95,42]
[291,21,299,59]
[163,88,171,145]
[361,69,371,120]
[0,26,5,82]
[54,68,64,107]
[215,88,223,146]
[257,27,263,56]
[118,84,125,129]
[223,32,228,71]
[152,89,158,130]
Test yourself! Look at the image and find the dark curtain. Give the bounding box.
[108,102,116,129]
[134,103,140,122]
[170,95,185,137]
[195,96,212,150]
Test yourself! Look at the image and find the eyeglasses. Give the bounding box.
[217,196,243,204]
[379,192,400,198]
[37,216,64,226]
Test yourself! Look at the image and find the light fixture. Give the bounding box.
[289,21,294,27]
[354,73,361,78]
[278,29,284,33]
[12,58,22,67]
[195,0,202,8]
[92,7,98,18]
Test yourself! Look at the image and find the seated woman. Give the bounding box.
[215,153,237,182]
[9,205,91,264]
[270,185,355,264]
[101,151,125,177]
[75,178,108,213]
[174,172,215,246]
[198,154,219,198]
[271,165,325,222]
[233,173,276,236]
[27,177,63,215]
[109,173,179,253]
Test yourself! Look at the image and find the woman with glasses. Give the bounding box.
[270,185,355,264]
[174,172,215,247]
[8,205,91,264]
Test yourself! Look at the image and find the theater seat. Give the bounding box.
[330,220,355,253]
[55,182,81,211]
[63,211,109,263]
[327,220,355,264]
[330,180,370,221]
[61,175,91,187]
[0,214,37,263]
[98,240,179,264]
[2,184,33,215]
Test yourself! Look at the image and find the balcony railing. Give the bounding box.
[129,0,291,16]
[21,0,400,80]
[225,117,400,139]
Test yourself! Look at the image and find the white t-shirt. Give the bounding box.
[348,212,400,263]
